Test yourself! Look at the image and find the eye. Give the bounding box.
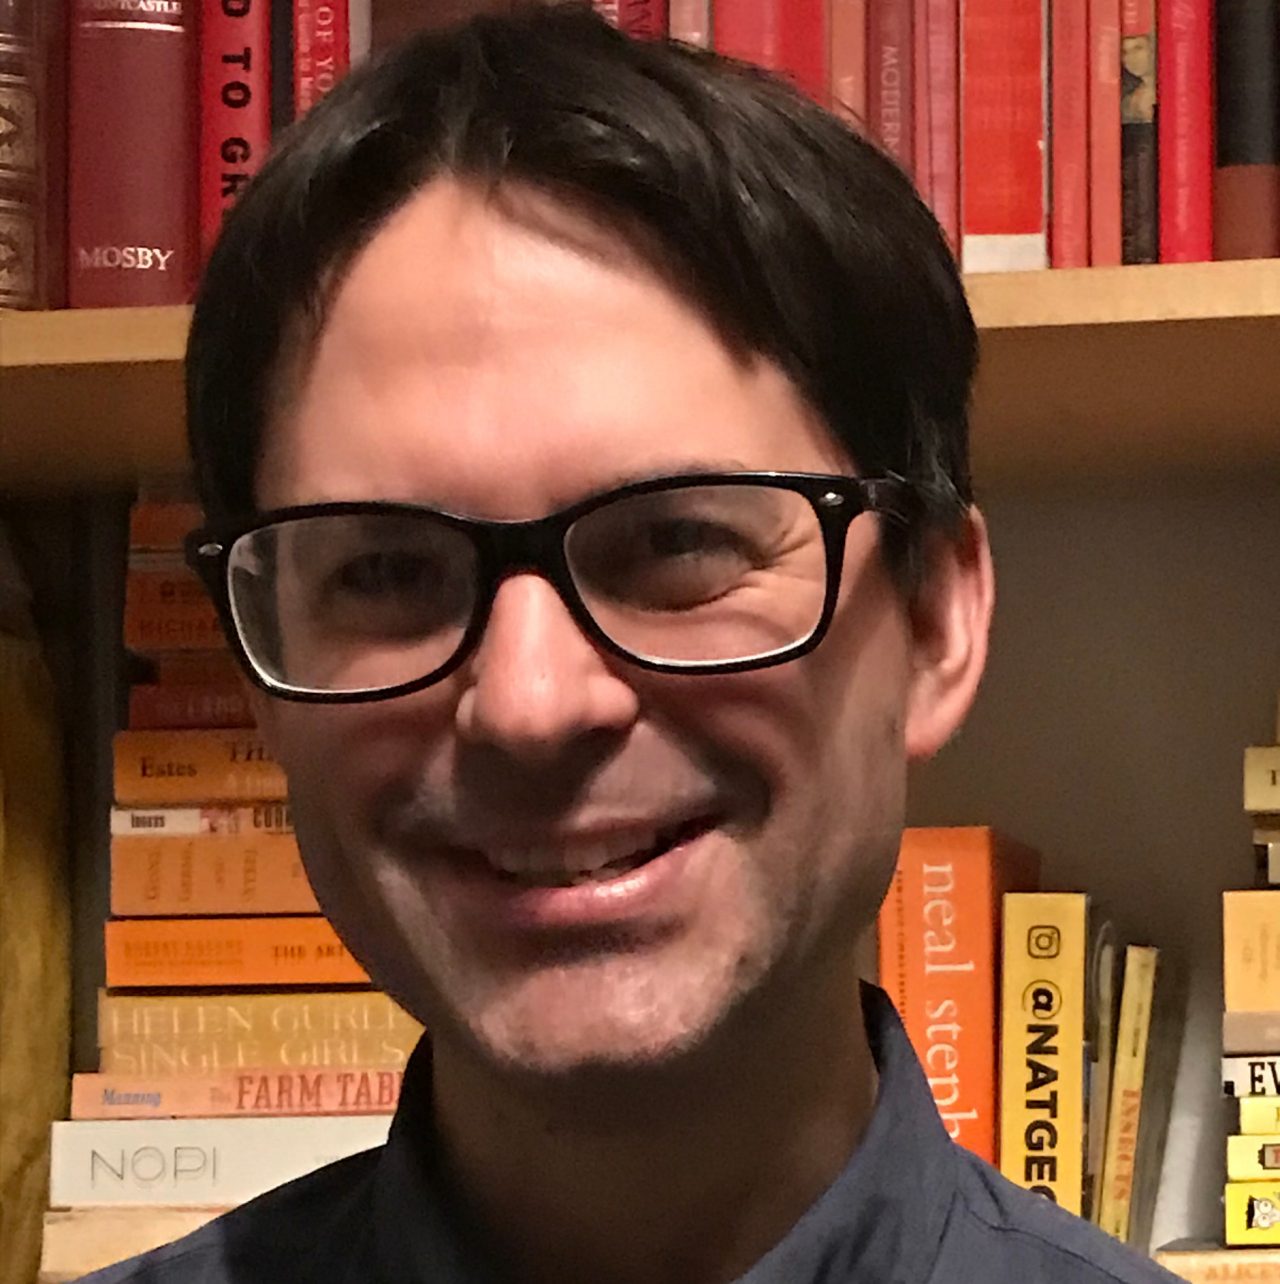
[333,550,436,597]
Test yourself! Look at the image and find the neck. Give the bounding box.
[430,951,878,1284]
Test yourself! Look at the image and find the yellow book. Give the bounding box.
[1242,1099,1280,1135]
[1156,1244,1280,1282]
[1224,892,1280,1013]
[999,892,1089,1215]
[1097,944,1159,1240]
[1226,1181,1280,1245]
[1231,1135,1280,1181]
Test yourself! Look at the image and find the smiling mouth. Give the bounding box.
[469,817,717,889]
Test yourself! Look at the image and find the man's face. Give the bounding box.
[254,179,988,1079]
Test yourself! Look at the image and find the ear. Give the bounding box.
[902,506,995,762]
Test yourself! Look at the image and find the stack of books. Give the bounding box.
[879,827,1178,1249]
[39,488,423,1283]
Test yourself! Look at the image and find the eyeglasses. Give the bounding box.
[185,471,913,703]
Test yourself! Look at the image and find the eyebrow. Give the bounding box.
[590,459,754,492]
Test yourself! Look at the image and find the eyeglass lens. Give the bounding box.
[225,484,829,694]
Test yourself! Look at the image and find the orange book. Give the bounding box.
[128,500,202,552]
[1088,0,1123,264]
[878,826,1041,1163]
[113,730,286,806]
[104,916,367,988]
[71,1067,402,1118]
[134,652,239,686]
[110,805,314,915]
[123,561,222,653]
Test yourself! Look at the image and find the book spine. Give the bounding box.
[830,0,868,127]
[598,0,670,38]
[71,1068,402,1118]
[1224,1056,1280,1097]
[127,683,255,731]
[1214,0,1280,260]
[104,915,367,988]
[1231,1134,1280,1182]
[112,730,286,806]
[1225,891,1280,1012]
[1258,827,1280,888]
[110,803,292,836]
[999,892,1088,1214]
[270,0,293,129]
[1226,1181,1280,1245]
[1050,0,1090,266]
[48,1114,391,1207]
[1247,748,1280,814]
[1097,944,1158,1240]
[0,0,45,306]
[911,0,929,203]
[878,828,1040,1164]
[67,0,197,306]
[41,1208,223,1283]
[868,0,913,176]
[1242,1100,1280,1134]
[127,501,202,552]
[1224,1011,1280,1055]
[133,651,242,687]
[110,832,315,916]
[959,0,1047,271]
[123,565,222,654]
[1157,0,1213,262]
[713,0,779,73]
[199,0,271,263]
[922,0,959,251]
[668,0,710,44]
[1119,0,1157,263]
[1155,1246,1280,1281]
[1088,0,1123,265]
[775,0,827,104]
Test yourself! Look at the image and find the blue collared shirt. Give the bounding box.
[78,984,1183,1283]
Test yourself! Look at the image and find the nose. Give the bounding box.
[454,574,639,762]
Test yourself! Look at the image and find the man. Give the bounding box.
[85,5,1179,1281]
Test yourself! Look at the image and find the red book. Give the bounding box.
[200,0,272,263]
[912,0,930,203]
[1157,0,1213,262]
[1088,0,1123,266]
[921,0,959,251]
[714,0,828,104]
[67,0,197,306]
[1050,0,1090,267]
[868,0,913,175]
[294,0,351,116]
[959,0,1047,271]
[592,1,670,37]
[829,0,868,126]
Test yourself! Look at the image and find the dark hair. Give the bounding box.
[186,0,977,589]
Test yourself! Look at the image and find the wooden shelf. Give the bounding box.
[5,258,1280,493]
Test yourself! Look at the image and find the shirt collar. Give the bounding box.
[372,982,959,1284]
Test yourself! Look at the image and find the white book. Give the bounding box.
[1224,1055,1280,1098]
[49,1114,390,1207]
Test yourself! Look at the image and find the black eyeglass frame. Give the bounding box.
[185,471,915,704]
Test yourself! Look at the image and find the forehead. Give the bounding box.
[258,179,850,515]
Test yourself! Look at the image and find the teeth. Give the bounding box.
[484,830,659,878]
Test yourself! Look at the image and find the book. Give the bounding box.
[104,915,368,988]
[199,0,271,261]
[668,0,709,44]
[829,0,868,126]
[1214,0,1280,260]
[998,892,1090,1214]
[1157,0,1214,262]
[1257,825,1280,888]
[867,0,913,176]
[593,0,670,38]
[1097,944,1158,1241]
[1242,1099,1280,1134]
[48,1114,391,1207]
[1226,1181,1280,1245]
[110,806,314,916]
[959,0,1047,271]
[98,989,423,1074]
[877,826,1041,1163]
[113,730,286,806]
[1119,0,1157,264]
[293,0,349,115]
[1224,1056,1280,1098]
[714,0,829,105]
[67,0,197,305]
[1088,0,1123,265]
[127,498,202,552]
[1049,0,1090,268]
[1224,1011,1280,1055]
[1247,748,1280,815]
[1086,921,1121,1224]
[1224,891,1280,1012]
[920,0,958,250]
[71,1067,403,1118]
[41,1208,222,1284]
[1231,1134,1280,1181]
[127,681,255,731]
[123,562,222,653]
[1155,1244,1280,1282]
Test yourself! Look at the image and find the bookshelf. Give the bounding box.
[5,258,1280,492]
